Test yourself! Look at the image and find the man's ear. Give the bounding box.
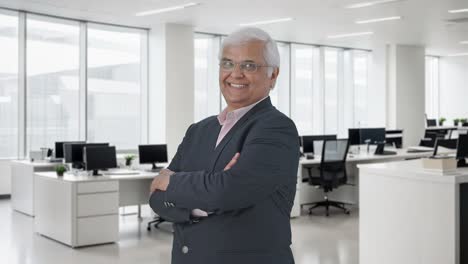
[270,68,279,89]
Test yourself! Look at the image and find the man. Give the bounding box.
[149,27,300,264]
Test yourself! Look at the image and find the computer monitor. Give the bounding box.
[84,146,117,176]
[433,138,458,156]
[64,142,109,168]
[456,134,468,167]
[360,128,386,144]
[55,141,85,158]
[427,119,437,127]
[348,129,362,146]
[302,135,337,153]
[139,144,168,171]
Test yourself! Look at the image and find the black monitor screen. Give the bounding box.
[84,146,117,174]
[55,141,85,158]
[348,129,361,145]
[361,128,386,144]
[64,143,109,164]
[457,135,468,160]
[139,144,168,164]
[302,135,337,153]
[349,128,386,145]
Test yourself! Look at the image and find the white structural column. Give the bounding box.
[149,24,194,158]
[386,44,425,147]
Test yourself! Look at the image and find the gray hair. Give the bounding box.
[220,27,280,77]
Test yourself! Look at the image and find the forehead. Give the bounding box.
[221,41,266,62]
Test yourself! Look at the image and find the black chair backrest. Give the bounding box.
[319,139,350,191]
[433,138,458,156]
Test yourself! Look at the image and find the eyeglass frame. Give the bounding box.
[219,59,274,73]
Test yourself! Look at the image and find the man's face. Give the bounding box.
[219,41,279,111]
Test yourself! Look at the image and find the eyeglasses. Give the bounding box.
[219,59,272,73]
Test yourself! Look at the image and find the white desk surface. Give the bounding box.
[35,171,157,182]
[358,159,468,183]
[299,148,438,165]
[11,160,59,167]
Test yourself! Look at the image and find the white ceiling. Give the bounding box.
[1,0,468,55]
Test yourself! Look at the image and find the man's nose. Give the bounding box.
[230,64,245,78]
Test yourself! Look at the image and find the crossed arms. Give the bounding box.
[148,118,299,223]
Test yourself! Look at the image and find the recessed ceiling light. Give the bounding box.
[239,17,294,26]
[345,0,404,9]
[460,41,468,44]
[355,16,402,24]
[135,2,199,16]
[447,52,468,57]
[448,8,468,14]
[327,31,374,39]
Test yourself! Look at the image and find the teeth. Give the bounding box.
[229,83,247,88]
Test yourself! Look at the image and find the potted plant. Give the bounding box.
[438,117,446,126]
[454,118,460,126]
[124,154,136,167]
[461,118,468,126]
[55,164,66,177]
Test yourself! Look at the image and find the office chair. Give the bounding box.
[305,139,350,216]
[419,131,445,147]
[147,216,166,231]
[433,138,458,156]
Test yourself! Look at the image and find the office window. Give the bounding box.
[194,34,221,122]
[270,42,290,115]
[353,51,370,127]
[0,12,18,158]
[425,56,439,119]
[87,24,146,149]
[26,15,80,151]
[324,48,340,134]
[291,44,320,135]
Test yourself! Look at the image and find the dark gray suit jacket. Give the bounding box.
[150,97,299,264]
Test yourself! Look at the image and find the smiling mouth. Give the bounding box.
[227,82,249,89]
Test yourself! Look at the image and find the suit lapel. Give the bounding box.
[208,97,273,171]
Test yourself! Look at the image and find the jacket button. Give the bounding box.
[182,246,189,254]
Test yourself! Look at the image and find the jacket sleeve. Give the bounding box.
[148,124,194,223]
[164,117,300,213]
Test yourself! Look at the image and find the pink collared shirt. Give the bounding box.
[191,96,268,218]
[215,96,268,147]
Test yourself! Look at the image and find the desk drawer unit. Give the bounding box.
[76,215,118,246]
[74,181,119,247]
[77,192,119,217]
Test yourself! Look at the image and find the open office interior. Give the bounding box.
[1,0,468,264]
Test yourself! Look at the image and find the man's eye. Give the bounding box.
[243,63,256,70]
[222,61,234,67]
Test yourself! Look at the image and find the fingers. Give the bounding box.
[224,152,240,171]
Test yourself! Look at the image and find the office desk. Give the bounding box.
[291,148,439,217]
[34,171,156,247]
[11,160,57,216]
[358,159,468,264]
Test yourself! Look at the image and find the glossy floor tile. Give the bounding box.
[0,199,358,264]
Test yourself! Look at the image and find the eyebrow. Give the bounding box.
[220,58,257,63]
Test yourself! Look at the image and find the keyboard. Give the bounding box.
[103,169,140,175]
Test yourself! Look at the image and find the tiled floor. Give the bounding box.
[0,199,358,264]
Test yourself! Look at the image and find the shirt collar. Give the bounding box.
[217,96,269,125]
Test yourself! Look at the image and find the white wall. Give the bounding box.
[387,44,426,147]
[149,24,194,159]
[164,24,195,158]
[439,56,468,122]
[367,42,387,128]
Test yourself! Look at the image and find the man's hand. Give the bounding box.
[224,152,240,171]
[150,169,175,193]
